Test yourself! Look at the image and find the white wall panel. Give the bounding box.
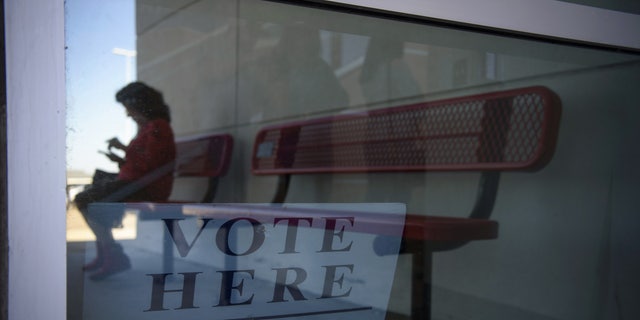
[323,0,640,51]
[5,0,67,319]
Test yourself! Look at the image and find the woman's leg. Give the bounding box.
[76,201,131,279]
[75,187,108,270]
[78,206,116,245]
[74,180,129,276]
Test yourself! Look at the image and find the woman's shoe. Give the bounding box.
[89,243,131,281]
[82,242,103,271]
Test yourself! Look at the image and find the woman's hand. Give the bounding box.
[104,152,125,165]
[106,137,127,151]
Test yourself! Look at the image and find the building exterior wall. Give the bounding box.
[135,1,640,319]
[4,0,640,319]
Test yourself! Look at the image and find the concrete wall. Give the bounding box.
[135,1,640,319]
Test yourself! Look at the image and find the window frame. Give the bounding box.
[5,1,639,319]
[318,0,640,52]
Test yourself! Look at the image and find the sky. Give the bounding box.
[65,0,137,175]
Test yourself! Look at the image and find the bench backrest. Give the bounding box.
[99,133,233,205]
[172,133,233,202]
[252,86,561,175]
[175,133,234,178]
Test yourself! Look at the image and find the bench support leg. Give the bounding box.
[407,239,432,320]
[162,222,174,274]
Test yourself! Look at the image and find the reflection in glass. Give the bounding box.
[67,1,640,320]
[74,82,176,281]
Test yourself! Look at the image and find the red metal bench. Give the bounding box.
[170,133,234,203]
[251,86,562,319]
[92,133,234,273]
[143,133,233,272]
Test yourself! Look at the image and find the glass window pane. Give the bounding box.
[66,1,640,320]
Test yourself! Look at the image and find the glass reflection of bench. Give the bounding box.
[91,133,234,273]
[250,86,562,320]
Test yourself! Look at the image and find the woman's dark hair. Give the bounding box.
[115,81,171,122]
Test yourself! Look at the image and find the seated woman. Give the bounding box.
[74,82,176,280]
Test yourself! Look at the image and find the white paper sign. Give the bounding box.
[80,203,406,320]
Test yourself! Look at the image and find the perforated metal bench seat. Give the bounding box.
[253,86,560,175]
